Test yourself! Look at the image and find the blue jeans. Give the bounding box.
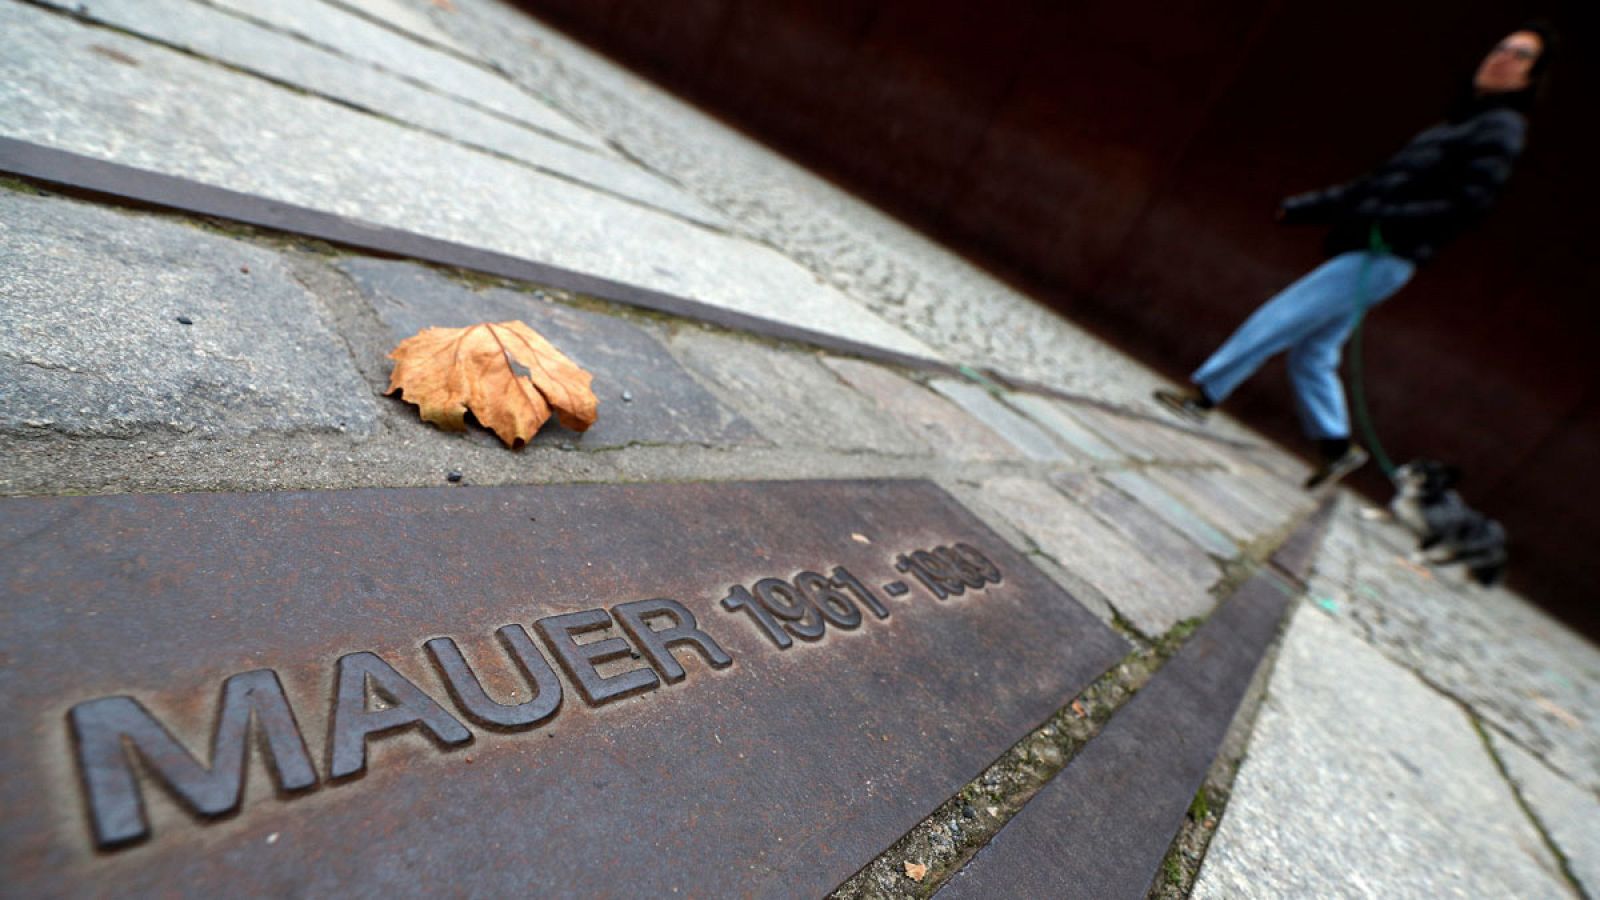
[1192,251,1415,440]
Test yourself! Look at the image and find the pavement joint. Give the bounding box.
[188,0,588,148]
[1193,601,1576,898]
[1401,646,1589,792]
[25,0,734,234]
[320,0,492,67]
[1472,715,1592,899]
[1307,499,1599,794]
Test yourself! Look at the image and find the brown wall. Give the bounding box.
[522,1,1600,634]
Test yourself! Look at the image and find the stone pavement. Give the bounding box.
[1,0,1597,896]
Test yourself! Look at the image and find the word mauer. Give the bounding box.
[69,543,1003,849]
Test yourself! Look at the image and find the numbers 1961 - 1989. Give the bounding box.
[719,543,1002,650]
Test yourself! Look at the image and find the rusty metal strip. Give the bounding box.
[0,479,1125,897]
[1269,493,1339,586]
[0,137,952,376]
[936,522,1314,899]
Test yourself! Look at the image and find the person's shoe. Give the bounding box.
[1304,445,1370,490]
[1153,388,1211,424]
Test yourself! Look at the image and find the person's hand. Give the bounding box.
[1278,191,1325,225]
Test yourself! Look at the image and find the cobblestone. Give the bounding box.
[0,191,377,439]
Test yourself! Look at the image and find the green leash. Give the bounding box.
[1346,225,1397,479]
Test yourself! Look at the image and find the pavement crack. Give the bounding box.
[1,352,109,381]
[317,0,486,69]
[1470,714,1591,899]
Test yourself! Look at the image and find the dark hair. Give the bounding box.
[1460,19,1560,116]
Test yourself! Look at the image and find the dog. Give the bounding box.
[1389,460,1508,586]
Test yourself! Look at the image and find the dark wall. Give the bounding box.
[522,0,1600,634]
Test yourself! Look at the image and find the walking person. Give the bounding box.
[1155,24,1555,488]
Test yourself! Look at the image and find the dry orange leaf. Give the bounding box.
[903,861,928,882]
[386,321,598,448]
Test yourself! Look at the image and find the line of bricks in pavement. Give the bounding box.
[1,181,1328,893]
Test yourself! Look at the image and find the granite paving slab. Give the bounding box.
[1488,729,1600,898]
[1242,441,1316,484]
[1142,468,1292,544]
[1050,473,1221,592]
[1307,499,1600,795]
[1229,466,1319,521]
[1226,467,1317,532]
[928,381,1074,463]
[1004,393,1124,463]
[975,477,1212,637]
[933,480,1116,628]
[1054,404,1162,464]
[206,0,594,147]
[1054,403,1263,475]
[0,3,937,362]
[0,190,377,440]
[1153,404,1316,483]
[820,357,1017,461]
[1182,455,1318,529]
[1192,609,1573,899]
[327,0,481,58]
[667,328,929,455]
[47,0,725,228]
[1085,409,1230,467]
[1103,471,1240,560]
[338,257,758,449]
[1165,429,1322,515]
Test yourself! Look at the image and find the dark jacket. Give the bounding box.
[1280,96,1527,261]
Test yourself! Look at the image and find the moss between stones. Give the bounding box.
[830,555,1301,897]
[829,637,1171,899]
[0,175,52,197]
[1144,601,1298,899]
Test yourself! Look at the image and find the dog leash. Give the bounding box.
[1346,224,1398,479]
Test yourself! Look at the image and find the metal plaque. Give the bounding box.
[0,480,1125,897]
